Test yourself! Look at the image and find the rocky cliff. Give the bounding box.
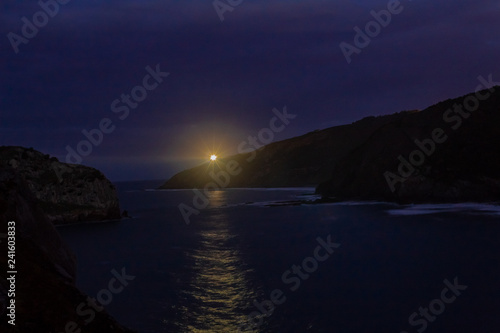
[0,146,121,224]
[0,167,135,333]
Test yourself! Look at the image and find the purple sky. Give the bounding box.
[1,0,499,181]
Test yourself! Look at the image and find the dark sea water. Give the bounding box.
[58,180,500,333]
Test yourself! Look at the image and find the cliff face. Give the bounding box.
[0,146,121,224]
[160,111,414,189]
[316,87,500,202]
[0,168,135,333]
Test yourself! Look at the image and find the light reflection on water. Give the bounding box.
[178,190,258,332]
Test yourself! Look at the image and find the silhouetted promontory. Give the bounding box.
[161,111,414,189]
[161,86,500,203]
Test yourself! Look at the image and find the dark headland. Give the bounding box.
[0,146,121,224]
[160,87,500,204]
[0,146,134,332]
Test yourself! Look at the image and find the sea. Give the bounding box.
[57,180,500,333]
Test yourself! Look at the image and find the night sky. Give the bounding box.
[2,0,499,181]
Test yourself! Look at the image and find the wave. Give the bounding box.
[387,203,500,216]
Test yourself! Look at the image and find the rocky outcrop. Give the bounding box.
[0,167,135,333]
[0,146,121,224]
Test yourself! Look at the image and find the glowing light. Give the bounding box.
[210,154,217,161]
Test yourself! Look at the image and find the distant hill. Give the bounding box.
[160,87,500,203]
[160,111,415,188]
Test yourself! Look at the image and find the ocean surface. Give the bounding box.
[58,180,500,333]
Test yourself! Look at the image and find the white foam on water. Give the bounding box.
[387,203,500,216]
